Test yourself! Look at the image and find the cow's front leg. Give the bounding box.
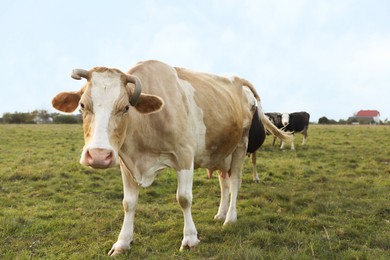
[176,164,200,251]
[108,168,139,256]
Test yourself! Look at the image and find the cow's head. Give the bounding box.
[52,67,164,169]
[281,113,290,127]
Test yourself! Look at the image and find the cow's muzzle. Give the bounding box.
[83,148,115,169]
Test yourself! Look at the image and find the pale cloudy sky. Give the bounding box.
[1,0,389,122]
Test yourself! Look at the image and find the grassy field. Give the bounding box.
[0,124,389,259]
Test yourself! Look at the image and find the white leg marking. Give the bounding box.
[251,152,260,183]
[176,163,199,251]
[280,140,285,150]
[224,174,239,225]
[291,135,295,150]
[223,145,245,225]
[108,167,139,256]
[302,132,307,145]
[215,173,230,220]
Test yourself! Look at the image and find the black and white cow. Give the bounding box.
[244,111,309,182]
[280,112,310,150]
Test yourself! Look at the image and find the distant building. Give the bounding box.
[348,110,381,124]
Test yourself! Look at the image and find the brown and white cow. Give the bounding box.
[52,60,289,256]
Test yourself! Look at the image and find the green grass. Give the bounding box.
[0,124,389,259]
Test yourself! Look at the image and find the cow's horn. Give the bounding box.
[71,69,90,80]
[126,75,142,106]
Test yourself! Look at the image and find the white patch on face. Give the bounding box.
[89,71,121,150]
[281,113,290,126]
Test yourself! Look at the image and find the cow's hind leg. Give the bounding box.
[251,151,260,183]
[215,172,229,220]
[302,128,308,146]
[224,143,246,225]
[176,162,200,251]
[108,165,139,256]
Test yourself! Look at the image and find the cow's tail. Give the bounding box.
[241,78,291,142]
[241,78,260,101]
[257,104,291,142]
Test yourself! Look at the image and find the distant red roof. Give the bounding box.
[356,110,380,117]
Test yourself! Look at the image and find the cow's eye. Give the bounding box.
[79,102,91,114]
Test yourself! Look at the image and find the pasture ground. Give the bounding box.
[0,124,389,259]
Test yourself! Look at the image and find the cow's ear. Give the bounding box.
[134,93,164,114]
[52,91,82,113]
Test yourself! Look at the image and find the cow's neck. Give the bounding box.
[119,150,172,188]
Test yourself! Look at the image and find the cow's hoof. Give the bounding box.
[214,214,226,221]
[180,235,200,251]
[179,243,198,252]
[223,212,237,225]
[108,242,130,256]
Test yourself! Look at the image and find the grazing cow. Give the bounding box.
[52,60,289,256]
[280,112,310,150]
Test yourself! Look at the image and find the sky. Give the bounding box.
[1,0,389,122]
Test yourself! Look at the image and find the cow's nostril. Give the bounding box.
[87,150,92,160]
[106,152,113,161]
[104,152,114,164]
